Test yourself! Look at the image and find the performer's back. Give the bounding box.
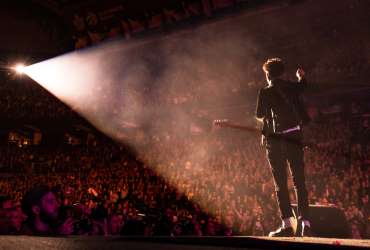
[256,78,307,135]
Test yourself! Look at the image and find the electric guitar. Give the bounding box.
[213,119,313,149]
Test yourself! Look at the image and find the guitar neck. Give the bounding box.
[222,123,260,133]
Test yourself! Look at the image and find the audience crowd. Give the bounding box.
[72,0,243,49]
[0,80,76,121]
[0,114,368,238]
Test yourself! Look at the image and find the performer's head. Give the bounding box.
[262,58,285,84]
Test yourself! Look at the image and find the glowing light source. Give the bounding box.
[14,64,26,74]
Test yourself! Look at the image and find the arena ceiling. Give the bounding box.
[1,0,286,56]
[29,0,120,17]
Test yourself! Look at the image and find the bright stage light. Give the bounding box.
[14,64,26,74]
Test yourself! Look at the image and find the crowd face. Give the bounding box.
[205,220,216,235]
[38,192,60,223]
[1,200,24,233]
[109,214,123,235]
[8,208,24,232]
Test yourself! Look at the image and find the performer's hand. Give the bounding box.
[296,68,305,81]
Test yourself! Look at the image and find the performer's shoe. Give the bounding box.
[268,226,295,237]
[301,225,314,237]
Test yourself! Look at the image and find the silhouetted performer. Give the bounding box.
[256,58,312,237]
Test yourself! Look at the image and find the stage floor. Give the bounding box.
[257,236,370,248]
[0,236,369,250]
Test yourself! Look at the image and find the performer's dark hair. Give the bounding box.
[262,58,285,78]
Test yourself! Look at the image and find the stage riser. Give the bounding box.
[292,205,351,238]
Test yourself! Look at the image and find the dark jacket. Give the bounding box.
[256,78,309,135]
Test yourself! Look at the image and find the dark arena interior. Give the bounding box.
[0,0,369,249]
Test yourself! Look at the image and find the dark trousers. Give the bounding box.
[265,131,309,220]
